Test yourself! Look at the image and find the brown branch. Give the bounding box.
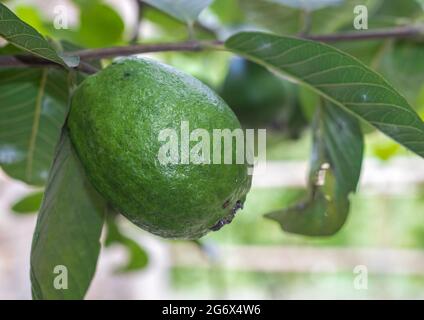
[0,25,423,72]
[76,61,100,74]
[72,26,423,62]
[304,25,424,42]
[0,40,222,73]
[0,55,99,74]
[69,40,223,60]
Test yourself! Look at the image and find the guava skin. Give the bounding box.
[68,57,252,239]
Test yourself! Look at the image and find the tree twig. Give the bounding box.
[0,25,423,72]
[69,40,223,60]
[69,26,423,62]
[0,55,99,74]
[304,25,424,42]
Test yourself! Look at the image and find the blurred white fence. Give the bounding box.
[0,157,423,299]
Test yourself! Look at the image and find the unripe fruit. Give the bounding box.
[68,58,252,239]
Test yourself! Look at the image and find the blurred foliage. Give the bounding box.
[171,268,424,299]
[142,5,191,41]
[143,0,212,24]
[220,57,308,137]
[105,214,149,273]
[204,186,424,247]
[73,0,125,47]
[370,0,424,28]
[175,183,424,298]
[14,5,48,35]
[239,0,379,35]
[12,0,125,48]
[160,51,230,88]
[209,0,244,25]
[142,4,216,41]
[49,0,125,48]
[366,130,414,160]
[11,191,43,214]
[378,40,424,107]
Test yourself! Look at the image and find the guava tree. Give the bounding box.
[0,0,424,299]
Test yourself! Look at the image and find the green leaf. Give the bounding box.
[0,68,69,186]
[11,191,43,214]
[226,32,424,158]
[0,3,70,66]
[266,102,364,236]
[143,0,213,24]
[317,103,363,194]
[105,215,149,273]
[31,129,107,300]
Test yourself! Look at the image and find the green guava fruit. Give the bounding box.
[68,57,252,239]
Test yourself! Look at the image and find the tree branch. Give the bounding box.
[304,25,424,42]
[0,55,99,74]
[69,40,223,60]
[0,41,221,73]
[68,26,423,62]
[0,25,423,72]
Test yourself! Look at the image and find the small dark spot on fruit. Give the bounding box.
[210,219,225,231]
[123,72,131,78]
[231,200,243,214]
[211,200,244,232]
[222,200,230,209]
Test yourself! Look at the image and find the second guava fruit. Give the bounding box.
[220,58,308,138]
